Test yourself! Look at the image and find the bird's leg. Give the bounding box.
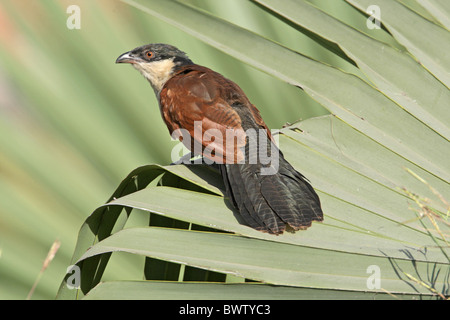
[170,151,205,165]
[170,151,194,165]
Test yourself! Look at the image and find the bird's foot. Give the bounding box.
[170,152,204,165]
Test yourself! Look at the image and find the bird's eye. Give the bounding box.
[146,51,154,58]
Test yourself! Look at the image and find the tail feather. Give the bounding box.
[277,162,323,224]
[220,165,264,230]
[220,153,323,234]
[241,167,285,233]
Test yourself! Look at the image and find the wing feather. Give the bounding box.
[160,66,247,163]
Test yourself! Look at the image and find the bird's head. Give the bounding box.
[116,43,193,94]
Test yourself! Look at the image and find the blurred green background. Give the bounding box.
[0,0,375,299]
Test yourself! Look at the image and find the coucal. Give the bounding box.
[116,43,323,234]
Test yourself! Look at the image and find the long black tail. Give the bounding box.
[219,152,323,234]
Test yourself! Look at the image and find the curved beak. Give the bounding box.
[116,51,140,64]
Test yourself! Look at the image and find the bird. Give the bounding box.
[116,43,323,234]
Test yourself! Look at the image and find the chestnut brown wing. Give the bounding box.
[160,66,252,163]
